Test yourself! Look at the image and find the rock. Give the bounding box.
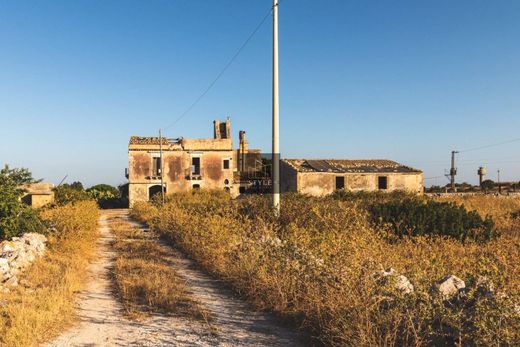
[0,258,10,281]
[4,275,18,287]
[436,275,465,300]
[375,268,414,295]
[0,241,16,253]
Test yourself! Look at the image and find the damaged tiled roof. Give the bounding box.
[283,159,421,174]
[129,136,169,146]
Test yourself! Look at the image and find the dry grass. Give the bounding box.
[0,200,99,347]
[109,218,210,322]
[435,194,520,233]
[133,192,520,346]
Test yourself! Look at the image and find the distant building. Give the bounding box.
[126,119,262,206]
[280,159,423,196]
[21,183,55,208]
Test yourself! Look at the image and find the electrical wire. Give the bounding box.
[459,137,520,153]
[162,3,278,131]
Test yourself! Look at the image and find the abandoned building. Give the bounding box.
[280,159,423,196]
[127,119,424,204]
[126,118,262,206]
[21,183,55,208]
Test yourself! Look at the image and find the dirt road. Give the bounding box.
[45,210,306,347]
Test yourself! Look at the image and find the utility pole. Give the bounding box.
[450,150,458,192]
[497,169,501,194]
[159,129,165,204]
[272,0,280,215]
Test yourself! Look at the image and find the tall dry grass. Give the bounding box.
[0,200,99,347]
[133,192,520,346]
[109,218,210,321]
[435,194,520,233]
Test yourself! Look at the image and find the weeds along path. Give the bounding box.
[45,210,306,347]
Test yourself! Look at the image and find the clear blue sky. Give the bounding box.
[1,0,519,187]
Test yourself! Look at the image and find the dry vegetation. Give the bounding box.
[109,217,210,321]
[0,200,99,347]
[133,191,520,346]
[435,194,520,233]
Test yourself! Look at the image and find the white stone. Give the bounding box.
[0,258,10,281]
[0,241,16,253]
[437,275,465,300]
[4,275,18,287]
[376,268,414,295]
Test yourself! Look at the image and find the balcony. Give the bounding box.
[185,167,203,181]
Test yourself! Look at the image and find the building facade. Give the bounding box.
[127,119,261,206]
[280,159,423,196]
[21,183,55,208]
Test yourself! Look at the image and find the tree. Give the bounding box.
[481,179,495,192]
[86,184,119,197]
[69,181,84,191]
[53,185,90,205]
[86,184,127,208]
[0,165,44,239]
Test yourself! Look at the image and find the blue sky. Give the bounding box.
[1,0,519,187]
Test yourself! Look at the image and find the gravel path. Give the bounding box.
[44,209,307,347]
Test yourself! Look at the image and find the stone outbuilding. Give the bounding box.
[21,183,55,208]
[280,159,423,196]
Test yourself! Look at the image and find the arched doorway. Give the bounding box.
[148,185,164,200]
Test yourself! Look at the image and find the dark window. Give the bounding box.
[152,157,161,176]
[148,185,162,200]
[239,186,246,194]
[223,159,230,170]
[224,179,230,185]
[192,157,201,175]
[335,176,345,190]
[378,176,388,190]
[192,184,200,189]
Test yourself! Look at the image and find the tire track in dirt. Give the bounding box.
[45,209,307,347]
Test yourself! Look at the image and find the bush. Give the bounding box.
[53,184,90,205]
[368,199,496,242]
[0,199,99,346]
[133,191,519,346]
[0,165,46,239]
[86,184,128,209]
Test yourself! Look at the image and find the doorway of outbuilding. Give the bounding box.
[378,176,388,190]
[148,185,164,200]
[335,176,345,190]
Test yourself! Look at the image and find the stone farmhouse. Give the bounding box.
[126,120,424,205]
[126,119,260,206]
[280,159,423,196]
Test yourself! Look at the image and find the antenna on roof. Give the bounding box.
[57,175,68,187]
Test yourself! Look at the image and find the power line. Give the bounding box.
[459,137,520,153]
[162,4,276,131]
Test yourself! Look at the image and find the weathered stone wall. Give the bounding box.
[128,148,235,206]
[280,160,298,193]
[282,171,424,197]
[21,183,55,208]
[0,233,47,291]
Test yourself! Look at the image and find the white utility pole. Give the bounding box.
[272,0,280,215]
[159,129,165,204]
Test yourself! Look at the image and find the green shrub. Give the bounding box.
[0,165,45,239]
[53,184,90,205]
[133,191,520,346]
[368,199,496,242]
[86,184,127,208]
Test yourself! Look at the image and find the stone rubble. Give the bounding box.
[0,233,47,291]
[374,267,415,295]
[433,275,466,300]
